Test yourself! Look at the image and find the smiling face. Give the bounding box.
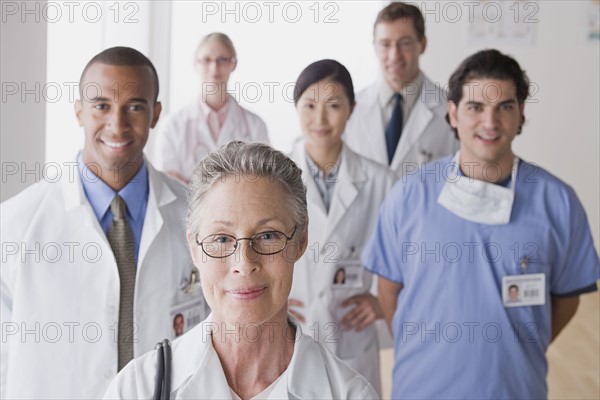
[448,78,524,169]
[75,63,161,190]
[296,80,354,151]
[374,19,426,91]
[509,286,519,302]
[187,175,307,327]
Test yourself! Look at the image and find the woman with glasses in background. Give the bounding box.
[150,33,269,183]
[104,141,378,400]
[287,60,396,395]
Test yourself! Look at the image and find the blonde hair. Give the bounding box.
[195,32,237,58]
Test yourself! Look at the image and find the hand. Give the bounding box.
[288,298,305,324]
[340,294,383,332]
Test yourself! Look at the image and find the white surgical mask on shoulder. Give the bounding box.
[437,152,519,225]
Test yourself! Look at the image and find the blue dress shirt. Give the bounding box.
[78,154,149,261]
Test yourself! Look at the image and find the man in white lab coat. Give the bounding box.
[0,47,207,399]
[344,2,458,175]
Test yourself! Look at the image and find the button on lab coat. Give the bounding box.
[149,95,269,182]
[104,315,378,399]
[289,141,395,395]
[344,76,458,175]
[0,159,208,399]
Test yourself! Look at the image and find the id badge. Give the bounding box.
[170,270,204,337]
[502,273,545,307]
[169,297,204,338]
[331,259,364,288]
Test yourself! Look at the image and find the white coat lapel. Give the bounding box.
[137,161,178,266]
[193,99,215,148]
[291,142,330,247]
[292,142,328,216]
[287,334,334,399]
[362,84,388,163]
[392,78,434,168]
[219,95,250,145]
[176,345,233,399]
[61,160,112,245]
[323,145,362,245]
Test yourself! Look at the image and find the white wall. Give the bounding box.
[0,1,47,201]
[166,0,388,152]
[45,1,171,166]
[420,0,600,247]
[163,0,599,247]
[33,0,599,247]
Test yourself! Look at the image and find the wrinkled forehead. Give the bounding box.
[197,175,294,227]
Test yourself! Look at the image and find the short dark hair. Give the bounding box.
[374,2,425,40]
[509,284,519,291]
[293,59,355,105]
[79,46,160,103]
[446,49,530,137]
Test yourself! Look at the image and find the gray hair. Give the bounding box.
[186,141,307,237]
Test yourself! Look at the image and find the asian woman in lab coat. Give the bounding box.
[150,33,269,183]
[104,142,378,400]
[288,60,396,395]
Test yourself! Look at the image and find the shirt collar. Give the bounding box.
[305,151,342,182]
[77,153,149,222]
[199,97,230,119]
[378,71,424,109]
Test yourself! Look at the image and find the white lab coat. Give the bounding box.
[0,159,208,399]
[289,141,395,395]
[344,76,458,175]
[104,315,378,399]
[149,95,269,182]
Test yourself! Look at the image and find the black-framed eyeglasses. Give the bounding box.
[196,227,297,259]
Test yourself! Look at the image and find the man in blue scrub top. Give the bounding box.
[362,49,600,399]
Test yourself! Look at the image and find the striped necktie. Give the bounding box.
[108,194,136,370]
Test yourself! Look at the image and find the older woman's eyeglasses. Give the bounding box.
[196,227,297,258]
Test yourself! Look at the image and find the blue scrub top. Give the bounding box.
[362,155,600,399]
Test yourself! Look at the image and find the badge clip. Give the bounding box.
[183,270,199,293]
[520,256,528,272]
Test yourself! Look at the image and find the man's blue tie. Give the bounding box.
[385,93,403,165]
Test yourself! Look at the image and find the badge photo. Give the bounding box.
[502,273,546,307]
[331,259,364,289]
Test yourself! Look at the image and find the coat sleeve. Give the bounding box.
[148,115,182,176]
[103,361,144,400]
[347,376,380,400]
[0,203,17,399]
[0,274,13,399]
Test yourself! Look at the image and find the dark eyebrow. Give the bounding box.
[87,97,150,105]
[498,99,517,106]
[88,96,110,102]
[127,98,150,105]
[464,101,483,106]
